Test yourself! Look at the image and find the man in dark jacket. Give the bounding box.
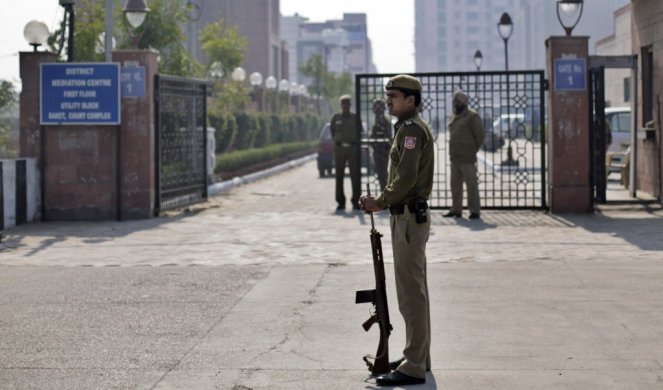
[445,90,484,219]
[330,95,360,211]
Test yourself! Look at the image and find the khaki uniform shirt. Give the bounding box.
[448,108,484,163]
[376,111,434,208]
[330,112,357,144]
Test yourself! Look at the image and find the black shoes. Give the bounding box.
[336,204,345,211]
[443,211,461,218]
[469,213,481,219]
[376,370,425,386]
[389,357,405,370]
[389,357,431,372]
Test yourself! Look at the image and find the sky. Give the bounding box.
[0,0,414,90]
[1,1,64,88]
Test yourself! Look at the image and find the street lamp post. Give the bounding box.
[59,0,75,61]
[497,12,513,71]
[249,72,264,112]
[278,79,289,113]
[498,12,517,166]
[123,0,150,47]
[473,49,483,72]
[265,76,277,113]
[556,0,584,36]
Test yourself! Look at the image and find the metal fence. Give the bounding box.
[154,75,208,213]
[356,71,547,209]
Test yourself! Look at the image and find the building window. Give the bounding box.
[272,45,279,78]
[641,46,654,125]
[623,77,630,103]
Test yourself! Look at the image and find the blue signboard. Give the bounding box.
[40,63,121,125]
[121,66,146,98]
[554,58,586,91]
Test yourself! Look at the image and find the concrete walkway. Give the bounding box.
[1,159,662,389]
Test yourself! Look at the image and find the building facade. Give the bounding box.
[595,4,633,108]
[189,0,288,81]
[281,13,376,84]
[415,0,626,72]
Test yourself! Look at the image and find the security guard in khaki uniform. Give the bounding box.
[445,90,484,219]
[330,95,360,211]
[360,75,433,386]
[371,98,392,191]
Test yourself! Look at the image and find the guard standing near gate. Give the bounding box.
[444,89,484,219]
[360,74,434,386]
[371,98,392,191]
[330,95,360,211]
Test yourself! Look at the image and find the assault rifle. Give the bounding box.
[355,184,392,376]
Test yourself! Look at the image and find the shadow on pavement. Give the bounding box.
[572,203,663,251]
[0,209,205,257]
[363,372,438,389]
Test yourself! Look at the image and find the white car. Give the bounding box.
[492,113,525,139]
[605,107,631,153]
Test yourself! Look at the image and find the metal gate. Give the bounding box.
[588,67,608,203]
[356,71,547,209]
[155,74,208,213]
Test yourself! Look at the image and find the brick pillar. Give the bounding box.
[546,36,592,213]
[19,51,58,160]
[112,50,158,219]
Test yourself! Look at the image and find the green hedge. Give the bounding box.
[209,111,324,152]
[214,141,317,174]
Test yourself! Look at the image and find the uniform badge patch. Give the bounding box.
[404,136,417,150]
[386,80,393,88]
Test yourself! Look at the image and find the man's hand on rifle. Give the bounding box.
[359,195,381,213]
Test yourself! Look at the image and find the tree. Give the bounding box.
[116,0,202,76]
[200,20,247,78]
[0,80,17,157]
[48,0,202,77]
[201,20,250,116]
[299,54,353,110]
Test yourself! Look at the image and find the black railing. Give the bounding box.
[155,75,208,213]
[355,71,547,209]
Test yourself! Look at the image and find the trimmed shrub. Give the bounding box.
[214,141,316,174]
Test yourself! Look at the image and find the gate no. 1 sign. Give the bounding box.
[40,63,121,125]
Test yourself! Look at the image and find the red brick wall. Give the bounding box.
[43,126,118,220]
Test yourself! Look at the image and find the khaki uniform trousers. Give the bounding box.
[334,145,360,206]
[391,207,431,379]
[450,162,481,215]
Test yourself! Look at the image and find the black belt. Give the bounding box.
[389,204,405,215]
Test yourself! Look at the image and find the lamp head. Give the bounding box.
[556,0,584,36]
[23,20,50,51]
[473,49,483,69]
[124,0,150,29]
[498,12,513,41]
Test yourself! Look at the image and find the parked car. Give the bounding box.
[317,123,334,177]
[605,107,631,153]
[482,129,505,152]
[492,113,526,139]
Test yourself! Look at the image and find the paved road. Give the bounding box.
[1,159,663,389]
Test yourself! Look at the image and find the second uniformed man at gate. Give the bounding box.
[360,75,434,386]
[445,89,485,219]
[330,95,361,211]
[371,98,392,191]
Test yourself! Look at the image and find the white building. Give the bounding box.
[415,0,628,73]
[595,3,633,108]
[281,13,376,84]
